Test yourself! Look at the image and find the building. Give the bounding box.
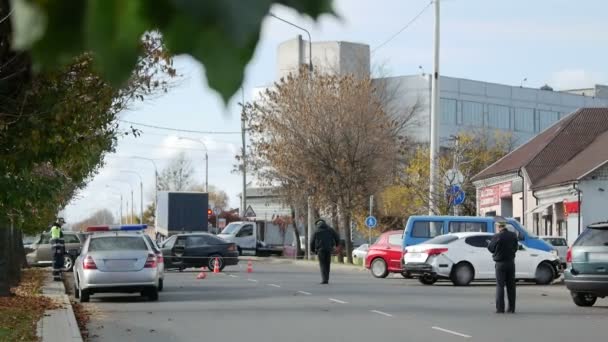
[472,108,608,245]
[271,37,608,148]
[243,186,291,221]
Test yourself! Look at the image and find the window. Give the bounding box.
[237,225,254,237]
[88,237,147,251]
[487,104,510,129]
[411,221,443,238]
[39,234,51,244]
[63,234,80,244]
[539,110,559,131]
[161,235,177,249]
[175,236,187,248]
[449,222,487,233]
[187,235,209,246]
[425,235,458,245]
[388,234,402,246]
[514,108,534,132]
[462,101,484,126]
[544,237,567,247]
[143,235,160,253]
[465,236,491,248]
[504,224,524,241]
[440,98,457,124]
[574,227,608,247]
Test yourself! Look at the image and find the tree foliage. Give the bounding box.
[245,71,418,262]
[71,209,115,231]
[157,152,195,191]
[9,0,334,102]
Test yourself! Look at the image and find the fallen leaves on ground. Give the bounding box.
[70,300,90,341]
[0,269,59,342]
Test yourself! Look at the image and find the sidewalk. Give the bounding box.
[37,273,83,342]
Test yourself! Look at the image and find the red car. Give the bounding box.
[365,230,408,278]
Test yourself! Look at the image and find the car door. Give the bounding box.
[171,236,188,267]
[514,244,537,278]
[186,235,213,266]
[160,235,178,268]
[387,233,404,270]
[35,233,52,262]
[462,236,494,279]
[235,225,256,253]
[63,233,82,256]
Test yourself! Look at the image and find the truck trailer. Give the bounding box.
[155,191,209,238]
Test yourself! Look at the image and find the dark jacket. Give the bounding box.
[487,229,518,262]
[311,222,339,253]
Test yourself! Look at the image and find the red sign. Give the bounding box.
[479,182,512,208]
[563,200,580,217]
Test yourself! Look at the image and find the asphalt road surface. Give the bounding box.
[68,260,608,342]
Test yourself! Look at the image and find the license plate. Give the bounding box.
[405,253,427,262]
[105,260,135,268]
[588,253,608,262]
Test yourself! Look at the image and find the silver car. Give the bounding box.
[73,232,160,303]
[143,234,165,292]
[540,236,568,266]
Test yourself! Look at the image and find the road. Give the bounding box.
[67,260,608,342]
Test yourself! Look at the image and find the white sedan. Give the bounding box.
[352,244,369,259]
[403,232,561,286]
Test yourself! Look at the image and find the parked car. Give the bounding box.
[353,244,369,260]
[403,232,562,286]
[540,236,568,266]
[365,230,407,278]
[159,233,239,271]
[73,231,160,303]
[565,222,608,307]
[143,234,165,292]
[26,231,87,271]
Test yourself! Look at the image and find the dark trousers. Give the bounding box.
[317,250,332,283]
[495,261,516,312]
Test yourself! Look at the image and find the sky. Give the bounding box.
[63,0,608,223]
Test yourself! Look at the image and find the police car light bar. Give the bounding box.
[86,224,148,232]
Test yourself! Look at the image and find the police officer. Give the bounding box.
[310,219,340,285]
[50,218,64,241]
[488,221,519,313]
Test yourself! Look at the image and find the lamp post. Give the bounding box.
[105,185,124,224]
[129,156,158,225]
[109,180,134,224]
[178,137,209,192]
[269,12,313,73]
[121,171,144,224]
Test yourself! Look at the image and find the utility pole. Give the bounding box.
[130,190,134,224]
[241,87,247,218]
[429,0,441,215]
[369,195,374,245]
[307,195,314,260]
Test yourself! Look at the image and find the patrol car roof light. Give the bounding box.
[86,224,148,232]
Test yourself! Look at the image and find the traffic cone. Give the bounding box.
[213,258,220,273]
[196,267,207,279]
[247,259,253,273]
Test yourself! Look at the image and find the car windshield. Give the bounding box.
[424,235,460,245]
[88,236,148,252]
[221,223,241,235]
[575,227,608,247]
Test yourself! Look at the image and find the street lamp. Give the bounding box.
[269,12,313,73]
[121,170,144,225]
[108,180,134,224]
[178,137,209,192]
[104,188,123,224]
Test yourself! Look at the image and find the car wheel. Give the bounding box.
[451,262,474,286]
[418,274,437,285]
[208,255,225,271]
[370,258,389,278]
[62,254,74,272]
[571,292,597,307]
[535,262,554,285]
[237,247,243,256]
[401,271,413,279]
[143,287,159,301]
[79,287,90,303]
[158,278,164,292]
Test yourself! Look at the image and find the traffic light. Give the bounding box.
[207,208,213,217]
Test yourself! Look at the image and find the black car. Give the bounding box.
[159,233,239,271]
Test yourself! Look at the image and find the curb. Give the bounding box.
[38,274,83,342]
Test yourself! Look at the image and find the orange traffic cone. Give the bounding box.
[213,258,220,273]
[247,259,253,273]
[196,266,207,279]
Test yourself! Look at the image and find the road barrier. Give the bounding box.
[196,266,207,279]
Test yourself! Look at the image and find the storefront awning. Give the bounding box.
[524,202,558,215]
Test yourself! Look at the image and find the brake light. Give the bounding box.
[156,253,164,264]
[566,247,572,263]
[83,255,97,270]
[426,248,448,256]
[227,244,237,252]
[144,253,157,268]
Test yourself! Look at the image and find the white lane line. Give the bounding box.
[247,279,258,283]
[370,310,393,317]
[328,298,348,304]
[297,291,312,295]
[228,274,238,278]
[431,326,472,339]
[267,284,281,288]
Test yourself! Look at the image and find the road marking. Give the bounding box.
[267,284,281,288]
[370,310,393,317]
[431,326,472,339]
[297,291,312,295]
[329,298,348,304]
[247,279,258,283]
[228,274,238,278]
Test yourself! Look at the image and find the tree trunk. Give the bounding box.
[330,203,344,263]
[342,209,353,264]
[0,225,11,296]
[8,224,20,287]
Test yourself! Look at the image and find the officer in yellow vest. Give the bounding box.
[50,218,64,240]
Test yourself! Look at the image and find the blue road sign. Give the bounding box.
[446,185,466,206]
[365,216,377,228]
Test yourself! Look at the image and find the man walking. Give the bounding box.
[310,219,340,284]
[488,221,519,313]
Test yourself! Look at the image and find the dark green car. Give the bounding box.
[565,222,608,307]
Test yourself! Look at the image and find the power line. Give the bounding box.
[371,1,433,54]
[119,119,241,134]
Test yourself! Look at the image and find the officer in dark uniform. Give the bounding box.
[310,219,340,284]
[488,221,519,313]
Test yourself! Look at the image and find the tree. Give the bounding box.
[157,152,195,191]
[72,209,115,231]
[245,71,418,263]
[9,0,333,102]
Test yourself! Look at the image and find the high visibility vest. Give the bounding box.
[50,226,62,239]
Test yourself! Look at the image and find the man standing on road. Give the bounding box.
[310,219,340,285]
[488,221,519,313]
